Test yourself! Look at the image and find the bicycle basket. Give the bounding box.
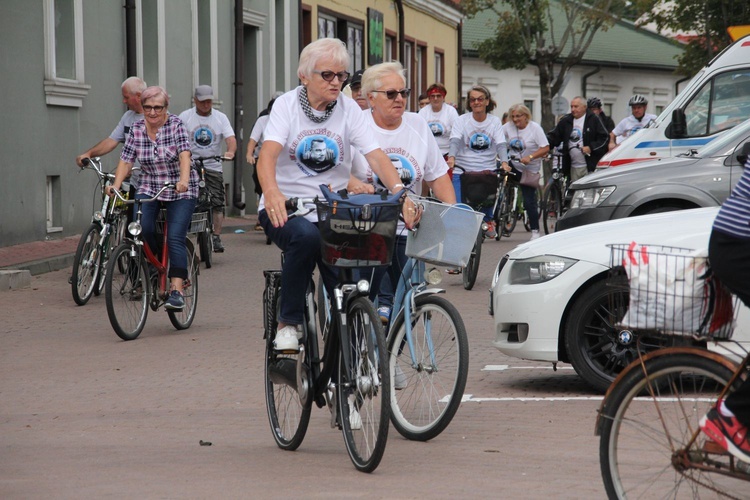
[155,209,208,235]
[316,185,403,267]
[608,242,738,340]
[459,170,498,207]
[405,197,483,267]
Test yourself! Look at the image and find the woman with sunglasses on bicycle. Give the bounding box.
[107,86,198,311]
[257,38,417,352]
[352,62,456,324]
[447,85,508,240]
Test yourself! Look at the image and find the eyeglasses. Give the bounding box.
[143,105,166,113]
[313,70,350,83]
[372,89,412,100]
[469,96,486,103]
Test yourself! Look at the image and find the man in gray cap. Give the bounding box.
[179,85,236,252]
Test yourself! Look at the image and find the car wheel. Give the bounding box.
[564,275,671,393]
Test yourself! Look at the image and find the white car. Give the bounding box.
[489,207,750,392]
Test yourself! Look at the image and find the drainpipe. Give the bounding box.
[233,0,245,210]
[124,0,136,77]
[581,66,600,98]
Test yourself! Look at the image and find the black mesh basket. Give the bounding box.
[316,200,401,267]
[460,171,499,208]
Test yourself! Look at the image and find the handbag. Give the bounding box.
[519,169,540,188]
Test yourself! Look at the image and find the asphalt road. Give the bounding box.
[0,225,607,499]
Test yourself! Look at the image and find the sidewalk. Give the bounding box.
[0,215,259,283]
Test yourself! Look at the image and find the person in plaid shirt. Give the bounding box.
[108,86,198,311]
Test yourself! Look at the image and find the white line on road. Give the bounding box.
[481,364,575,371]
[461,394,604,403]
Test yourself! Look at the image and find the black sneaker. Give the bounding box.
[213,235,224,253]
[164,290,185,310]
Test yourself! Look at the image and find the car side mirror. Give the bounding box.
[668,109,687,138]
[737,142,750,166]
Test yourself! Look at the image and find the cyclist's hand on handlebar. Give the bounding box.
[402,196,421,229]
[264,189,288,228]
[222,152,235,161]
[105,184,120,197]
[175,180,189,193]
[76,155,89,168]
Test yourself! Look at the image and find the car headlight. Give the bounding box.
[570,186,615,209]
[509,256,578,284]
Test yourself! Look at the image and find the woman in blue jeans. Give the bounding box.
[108,86,198,311]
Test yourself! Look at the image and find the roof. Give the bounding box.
[462,1,684,70]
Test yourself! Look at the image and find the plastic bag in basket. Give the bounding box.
[620,242,706,334]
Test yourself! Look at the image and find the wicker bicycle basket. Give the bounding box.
[608,243,738,340]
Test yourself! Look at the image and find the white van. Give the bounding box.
[598,34,750,168]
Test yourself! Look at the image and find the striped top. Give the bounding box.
[713,156,750,238]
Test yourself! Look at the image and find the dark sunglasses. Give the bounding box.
[143,105,166,113]
[372,89,412,100]
[313,70,350,83]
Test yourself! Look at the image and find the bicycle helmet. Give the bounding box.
[587,97,603,109]
[628,94,648,106]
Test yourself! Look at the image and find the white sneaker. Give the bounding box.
[394,364,408,390]
[273,325,300,351]
[530,230,541,240]
[348,396,362,430]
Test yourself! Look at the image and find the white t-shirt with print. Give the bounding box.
[260,87,380,220]
[178,107,235,172]
[111,110,143,186]
[248,114,270,158]
[418,104,459,155]
[612,113,657,144]
[450,113,506,173]
[502,120,549,174]
[569,115,587,169]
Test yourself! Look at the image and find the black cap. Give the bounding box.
[350,69,364,87]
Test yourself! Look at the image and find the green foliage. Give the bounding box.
[475,12,528,71]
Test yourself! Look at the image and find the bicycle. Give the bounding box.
[70,157,129,305]
[381,195,473,441]
[192,155,230,269]
[542,149,567,234]
[263,191,397,472]
[104,185,205,340]
[596,243,750,498]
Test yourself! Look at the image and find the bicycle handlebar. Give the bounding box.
[79,157,116,180]
[110,183,175,204]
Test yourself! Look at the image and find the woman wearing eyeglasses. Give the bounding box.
[447,85,508,240]
[418,83,458,160]
[257,38,417,352]
[354,62,456,326]
[107,86,198,310]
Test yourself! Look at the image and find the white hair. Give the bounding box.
[361,62,406,97]
[297,38,349,80]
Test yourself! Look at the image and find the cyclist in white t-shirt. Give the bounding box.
[418,83,459,158]
[609,94,657,150]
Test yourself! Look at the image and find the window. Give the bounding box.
[137,0,165,87]
[434,50,444,85]
[318,14,335,38]
[385,33,397,62]
[683,69,750,136]
[317,11,364,72]
[524,100,535,118]
[193,0,216,90]
[346,24,364,73]
[416,44,426,97]
[46,175,62,233]
[43,0,89,107]
[404,41,413,89]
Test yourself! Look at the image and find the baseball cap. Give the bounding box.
[349,70,364,87]
[194,85,214,101]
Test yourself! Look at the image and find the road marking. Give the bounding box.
[461,394,604,402]
[481,364,575,371]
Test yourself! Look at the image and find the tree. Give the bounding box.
[633,0,750,75]
[462,0,628,132]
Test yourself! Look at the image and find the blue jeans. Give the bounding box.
[453,174,494,222]
[366,235,408,312]
[259,210,337,326]
[137,195,197,280]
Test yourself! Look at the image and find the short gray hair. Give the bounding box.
[140,86,169,107]
[122,77,147,95]
[298,38,349,80]
[361,62,406,97]
[508,103,532,121]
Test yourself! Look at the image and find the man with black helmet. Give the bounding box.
[587,97,615,133]
[609,94,657,150]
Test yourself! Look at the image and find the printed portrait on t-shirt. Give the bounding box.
[429,122,444,137]
[569,127,582,145]
[470,133,491,150]
[373,153,416,191]
[508,137,525,155]
[193,127,214,148]
[298,136,338,173]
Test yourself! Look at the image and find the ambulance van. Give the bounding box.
[598,34,750,168]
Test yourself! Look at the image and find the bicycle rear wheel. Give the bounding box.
[462,230,483,291]
[543,183,562,234]
[71,223,102,306]
[338,297,389,472]
[105,242,148,340]
[598,352,746,499]
[197,228,213,269]
[168,238,199,330]
[388,294,469,441]
[500,186,517,235]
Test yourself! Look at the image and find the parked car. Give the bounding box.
[489,207,750,392]
[557,117,750,231]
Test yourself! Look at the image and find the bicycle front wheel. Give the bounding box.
[500,187,517,235]
[168,239,199,330]
[105,242,148,340]
[543,183,562,234]
[71,223,102,306]
[95,213,127,296]
[388,294,469,441]
[598,352,745,499]
[338,297,390,473]
[462,230,483,291]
